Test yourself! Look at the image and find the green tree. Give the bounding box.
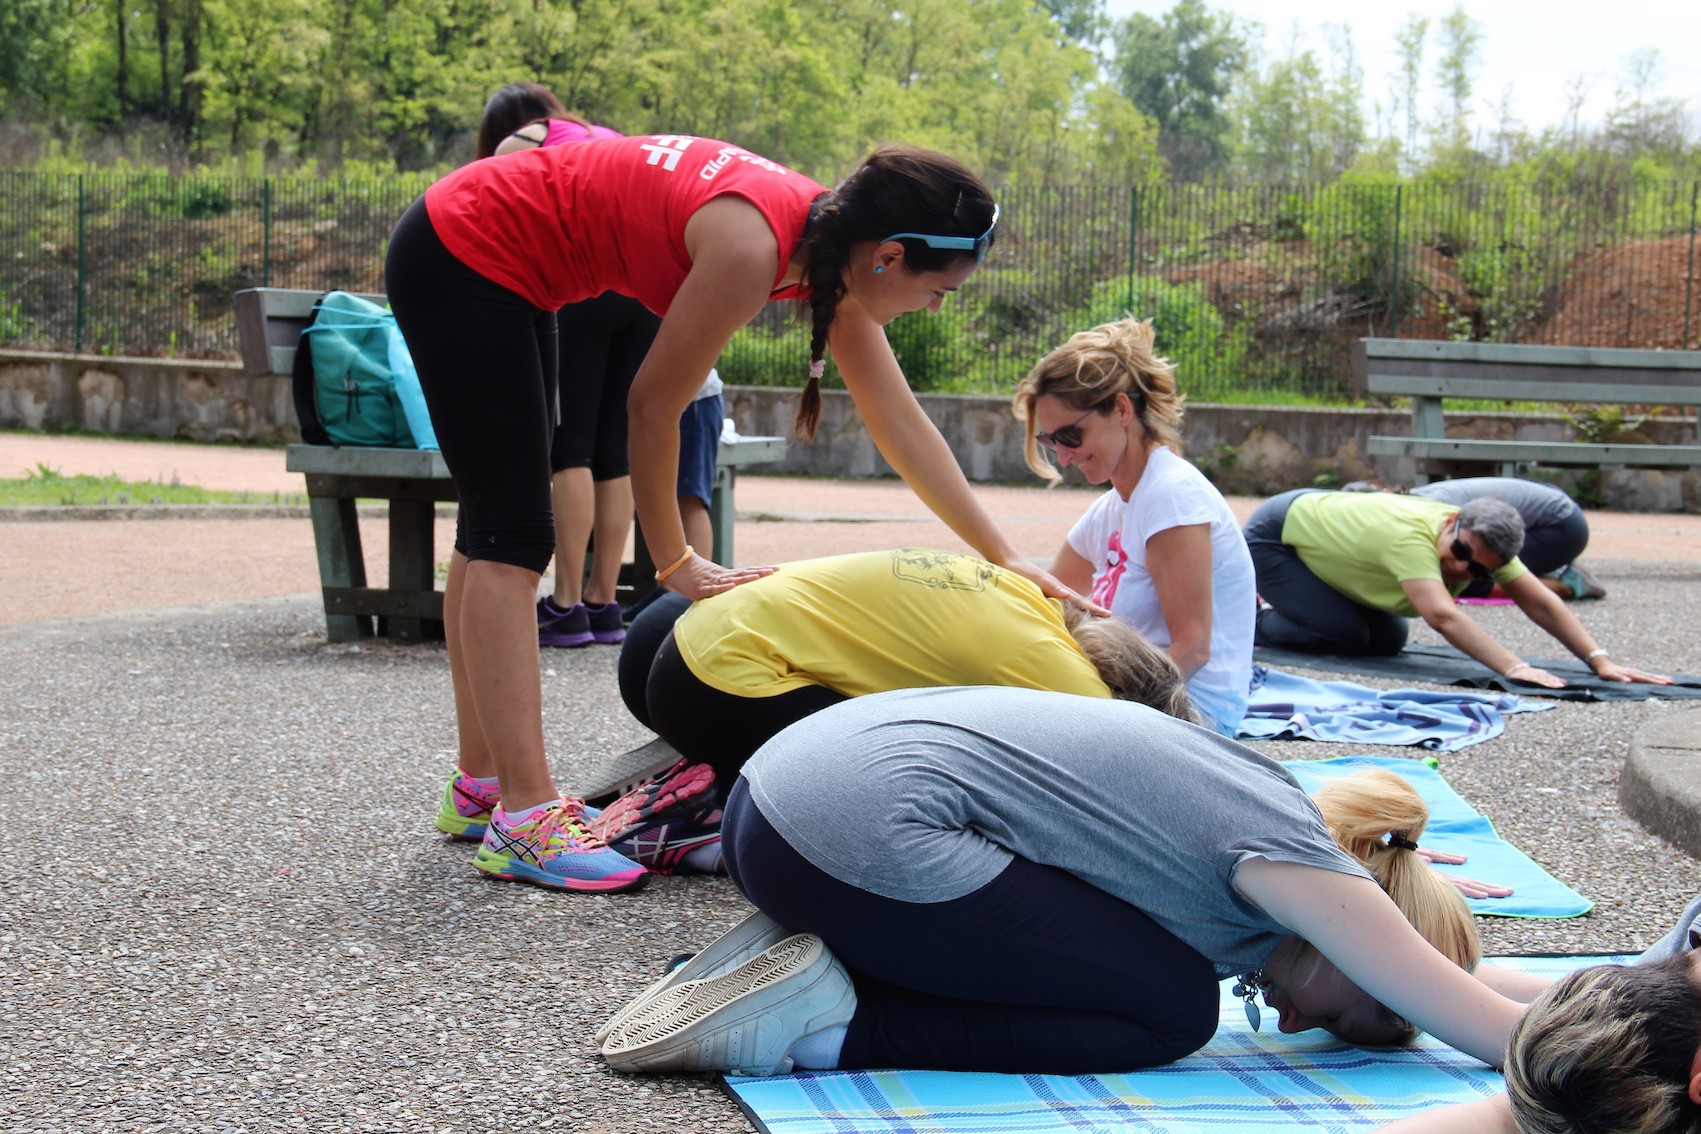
[1234,27,1364,184]
[1431,6,1479,162]
[1390,14,1427,171]
[1111,0,1248,182]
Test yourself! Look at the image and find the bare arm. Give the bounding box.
[1401,577,1559,686]
[627,197,781,599]
[1370,1094,1514,1134]
[1235,859,1525,1067]
[1050,539,1094,595]
[1474,962,1553,1003]
[1144,523,1214,678]
[1502,571,1671,685]
[830,307,1103,612]
[493,123,548,155]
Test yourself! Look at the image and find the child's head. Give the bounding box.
[1060,605,1198,723]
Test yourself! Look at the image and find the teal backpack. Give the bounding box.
[291,291,437,449]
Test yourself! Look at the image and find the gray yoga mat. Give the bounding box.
[1252,642,1701,701]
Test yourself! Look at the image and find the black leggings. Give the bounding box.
[1245,488,1410,656]
[722,778,1221,1074]
[385,197,558,571]
[616,592,848,785]
[551,291,661,478]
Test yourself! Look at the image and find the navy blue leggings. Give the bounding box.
[722,778,1221,1073]
[1245,489,1410,656]
[385,197,557,571]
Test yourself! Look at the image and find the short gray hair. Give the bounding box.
[1457,496,1525,561]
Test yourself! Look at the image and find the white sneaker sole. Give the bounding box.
[600,933,855,1076]
[595,909,790,1045]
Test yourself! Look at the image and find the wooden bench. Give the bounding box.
[1356,338,1701,484]
[235,286,786,642]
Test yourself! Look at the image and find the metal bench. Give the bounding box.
[234,286,785,642]
[1356,338,1701,484]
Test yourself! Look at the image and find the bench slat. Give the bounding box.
[1367,373,1701,406]
[1358,338,1701,372]
[1368,437,1701,467]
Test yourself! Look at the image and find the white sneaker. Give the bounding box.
[595,909,790,1045]
[600,933,856,1076]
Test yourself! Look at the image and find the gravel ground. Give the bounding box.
[2,442,1698,1131]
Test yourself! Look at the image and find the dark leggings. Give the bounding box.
[385,197,557,571]
[551,291,661,479]
[722,778,1221,1073]
[616,592,846,785]
[1245,489,1410,656]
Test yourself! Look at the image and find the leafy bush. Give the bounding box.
[1067,274,1252,400]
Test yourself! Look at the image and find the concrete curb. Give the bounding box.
[1621,708,1701,862]
[0,503,457,521]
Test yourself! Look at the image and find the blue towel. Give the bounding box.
[1282,755,1591,919]
[1238,666,1552,752]
[725,955,1628,1134]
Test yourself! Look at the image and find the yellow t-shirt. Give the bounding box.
[1282,492,1527,616]
[672,548,1112,700]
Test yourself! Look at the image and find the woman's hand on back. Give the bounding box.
[1006,558,1110,617]
[663,554,777,600]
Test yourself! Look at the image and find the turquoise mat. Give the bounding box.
[725,955,1627,1134]
[1283,755,1591,919]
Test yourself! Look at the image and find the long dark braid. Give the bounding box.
[789,144,996,440]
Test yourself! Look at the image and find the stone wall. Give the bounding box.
[4,349,1695,510]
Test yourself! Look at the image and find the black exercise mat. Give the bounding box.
[1252,642,1701,701]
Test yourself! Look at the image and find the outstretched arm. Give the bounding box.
[830,307,1104,613]
[1370,1094,1514,1134]
[1235,859,1525,1067]
[1502,571,1672,685]
[1402,577,1568,688]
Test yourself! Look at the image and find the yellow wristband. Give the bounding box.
[654,545,695,583]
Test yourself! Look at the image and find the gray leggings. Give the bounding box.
[1245,489,1410,656]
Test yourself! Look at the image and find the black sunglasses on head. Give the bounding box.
[1450,534,1494,581]
[1036,408,1095,451]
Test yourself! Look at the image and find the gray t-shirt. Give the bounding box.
[742,686,1370,976]
[1411,477,1578,526]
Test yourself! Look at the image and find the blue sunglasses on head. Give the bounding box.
[881,204,1000,263]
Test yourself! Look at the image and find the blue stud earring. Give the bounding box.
[874,265,884,274]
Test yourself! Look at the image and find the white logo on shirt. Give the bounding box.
[640,136,693,171]
[699,145,790,181]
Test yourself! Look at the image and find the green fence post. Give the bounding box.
[1127,185,1138,315]
[1685,180,1697,353]
[263,179,272,287]
[1390,183,1403,340]
[74,174,85,354]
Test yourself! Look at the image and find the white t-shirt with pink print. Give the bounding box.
[1066,445,1255,734]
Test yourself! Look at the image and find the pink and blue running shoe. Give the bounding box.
[435,770,500,841]
[473,801,649,893]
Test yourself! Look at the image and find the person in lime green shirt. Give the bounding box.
[1243,489,1669,690]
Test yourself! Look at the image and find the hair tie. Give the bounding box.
[1387,835,1419,852]
[808,358,826,380]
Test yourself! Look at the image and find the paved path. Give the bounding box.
[3,430,1699,1132]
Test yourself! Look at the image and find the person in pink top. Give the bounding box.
[385,131,1086,895]
[474,83,655,652]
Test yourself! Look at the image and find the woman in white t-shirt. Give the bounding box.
[1012,318,1256,735]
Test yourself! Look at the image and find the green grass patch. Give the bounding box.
[0,463,303,506]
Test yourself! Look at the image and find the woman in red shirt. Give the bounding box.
[385,135,1080,894]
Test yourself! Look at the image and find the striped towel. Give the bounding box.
[725,955,1626,1134]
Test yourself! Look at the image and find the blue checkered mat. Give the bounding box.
[1282,755,1591,919]
[724,955,1627,1134]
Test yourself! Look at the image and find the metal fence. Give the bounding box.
[2,172,1697,401]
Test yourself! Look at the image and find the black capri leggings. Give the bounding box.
[616,591,847,785]
[1245,488,1410,656]
[551,291,662,478]
[722,777,1221,1073]
[384,197,558,572]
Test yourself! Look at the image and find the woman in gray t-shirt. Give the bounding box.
[599,687,1549,1078]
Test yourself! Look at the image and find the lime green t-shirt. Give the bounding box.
[672,548,1112,700]
[1281,492,1527,616]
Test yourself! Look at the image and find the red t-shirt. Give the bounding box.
[424,134,825,314]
